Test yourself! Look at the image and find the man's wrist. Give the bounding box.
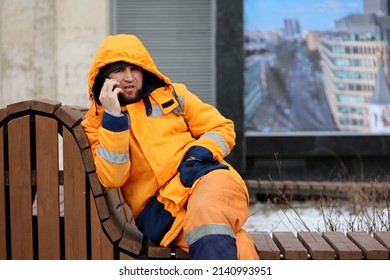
[104,109,123,117]
[185,156,202,161]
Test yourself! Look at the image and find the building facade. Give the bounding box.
[319,1,390,132]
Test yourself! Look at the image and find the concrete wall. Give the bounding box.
[0,0,110,108]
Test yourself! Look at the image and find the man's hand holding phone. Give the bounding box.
[99,78,122,116]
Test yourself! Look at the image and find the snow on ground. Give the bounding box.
[244,201,326,234]
[244,200,389,234]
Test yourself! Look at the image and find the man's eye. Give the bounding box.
[113,68,123,73]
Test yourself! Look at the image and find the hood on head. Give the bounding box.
[92,61,131,105]
[88,34,171,103]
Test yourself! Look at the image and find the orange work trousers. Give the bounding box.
[172,171,258,259]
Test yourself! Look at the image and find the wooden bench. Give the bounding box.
[1,99,390,260]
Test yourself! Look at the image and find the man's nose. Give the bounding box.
[124,68,134,81]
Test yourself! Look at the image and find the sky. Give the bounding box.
[244,0,364,32]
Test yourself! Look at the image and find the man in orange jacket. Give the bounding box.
[82,34,258,259]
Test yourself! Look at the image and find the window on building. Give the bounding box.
[338,106,349,114]
[336,94,365,104]
[331,46,345,54]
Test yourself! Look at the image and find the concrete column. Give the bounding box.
[216,0,245,173]
[0,0,110,108]
[55,0,110,108]
[0,0,56,106]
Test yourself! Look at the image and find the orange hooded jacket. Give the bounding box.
[82,34,248,247]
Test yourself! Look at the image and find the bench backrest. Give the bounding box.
[0,100,144,259]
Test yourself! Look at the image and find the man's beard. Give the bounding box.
[117,88,143,105]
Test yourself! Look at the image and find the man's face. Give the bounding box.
[108,64,144,105]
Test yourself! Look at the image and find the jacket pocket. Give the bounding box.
[158,172,192,209]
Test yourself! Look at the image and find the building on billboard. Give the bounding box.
[306,31,321,51]
[284,18,301,38]
[243,36,276,124]
[368,64,390,132]
[318,0,390,132]
[364,0,390,15]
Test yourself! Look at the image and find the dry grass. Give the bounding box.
[265,180,390,234]
[262,154,390,233]
[318,185,390,233]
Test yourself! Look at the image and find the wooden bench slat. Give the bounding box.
[251,231,280,259]
[6,100,32,115]
[8,116,33,259]
[90,192,115,260]
[55,106,84,129]
[298,232,335,259]
[101,214,125,244]
[0,126,6,259]
[347,232,389,260]
[63,127,88,259]
[104,187,122,209]
[272,232,308,260]
[147,243,172,259]
[122,197,133,222]
[102,188,126,243]
[94,195,111,221]
[35,116,61,259]
[0,108,7,124]
[174,248,189,259]
[374,231,390,251]
[88,172,104,197]
[119,251,137,260]
[73,124,91,150]
[81,148,96,173]
[294,181,311,190]
[116,195,143,256]
[118,221,144,256]
[322,231,362,260]
[70,124,95,175]
[31,99,61,114]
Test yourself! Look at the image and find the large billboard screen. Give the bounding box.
[244,0,390,134]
